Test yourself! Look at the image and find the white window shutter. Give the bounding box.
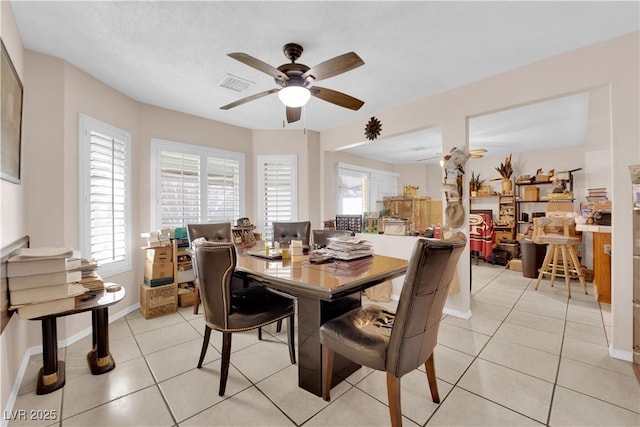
[159,152,201,228]
[257,155,297,241]
[207,156,241,223]
[150,139,245,229]
[79,114,132,278]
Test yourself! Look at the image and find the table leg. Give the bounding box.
[87,307,115,375]
[36,318,65,395]
[297,292,362,396]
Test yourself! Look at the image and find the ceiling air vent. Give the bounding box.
[218,74,255,93]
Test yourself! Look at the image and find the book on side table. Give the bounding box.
[7,248,81,277]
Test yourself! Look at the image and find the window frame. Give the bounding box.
[78,113,132,278]
[150,138,245,229]
[335,162,399,215]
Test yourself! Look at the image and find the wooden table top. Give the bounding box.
[235,250,408,301]
[33,284,125,320]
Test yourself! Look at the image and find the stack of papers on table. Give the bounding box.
[324,237,373,260]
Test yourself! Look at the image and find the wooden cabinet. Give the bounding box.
[381,196,442,234]
[593,232,612,303]
[631,164,640,381]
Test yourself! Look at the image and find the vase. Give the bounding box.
[501,179,512,195]
[471,190,478,198]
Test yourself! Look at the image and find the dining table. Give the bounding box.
[234,249,408,396]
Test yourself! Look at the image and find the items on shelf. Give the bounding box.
[232,218,257,246]
[380,196,442,235]
[335,214,363,233]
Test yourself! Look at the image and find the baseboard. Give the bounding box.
[609,344,633,362]
[443,307,472,319]
[2,303,140,426]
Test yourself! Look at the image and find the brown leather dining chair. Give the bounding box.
[193,241,296,396]
[319,233,467,427]
[272,221,311,248]
[187,222,233,314]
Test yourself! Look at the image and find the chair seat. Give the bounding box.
[222,287,295,331]
[320,304,394,371]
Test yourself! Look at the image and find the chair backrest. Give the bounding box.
[532,217,581,245]
[187,222,232,243]
[387,233,466,377]
[312,229,353,248]
[193,242,236,329]
[272,221,311,246]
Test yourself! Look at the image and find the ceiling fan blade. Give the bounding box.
[228,53,289,81]
[286,107,301,123]
[220,88,279,110]
[310,86,364,110]
[470,148,488,155]
[416,155,441,162]
[302,52,364,82]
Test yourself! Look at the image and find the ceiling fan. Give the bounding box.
[416,148,488,162]
[221,43,365,123]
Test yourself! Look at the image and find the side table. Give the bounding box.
[32,285,125,394]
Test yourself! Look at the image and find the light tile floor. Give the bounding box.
[9,264,640,426]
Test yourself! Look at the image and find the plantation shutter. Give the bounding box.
[207,156,241,223]
[89,131,127,266]
[159,152,201,228]
[258,155,297,241]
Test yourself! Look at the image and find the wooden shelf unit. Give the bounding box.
[495,194,516,241]
[515,173,576,236]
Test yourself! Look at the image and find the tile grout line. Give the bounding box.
[425,269,548,426]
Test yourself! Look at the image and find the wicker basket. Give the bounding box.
[140,283,177,319]
[403,185,419,197]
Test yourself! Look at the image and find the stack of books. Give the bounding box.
[586,187,608,202]
[75,258,104,291]
[7,247,88,319]
[323,236,373,260]
[140,229,171,247]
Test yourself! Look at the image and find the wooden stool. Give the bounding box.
[532,217,587,298]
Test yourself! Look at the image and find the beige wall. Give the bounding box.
[0,0,31,410]
[252,129,321,227]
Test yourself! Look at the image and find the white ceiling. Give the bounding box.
[341,92,590,163]
[10,1,639,152]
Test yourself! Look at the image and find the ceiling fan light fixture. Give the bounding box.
[278,86,311,107]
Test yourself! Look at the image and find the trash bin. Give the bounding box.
[521,238,546,278]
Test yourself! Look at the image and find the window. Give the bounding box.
[335,163,398,215]
[150,139,244,229]
[79,114,132,277]
[257,155,297,241]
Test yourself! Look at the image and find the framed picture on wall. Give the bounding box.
[1,38,23,184]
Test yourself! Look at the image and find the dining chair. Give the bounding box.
[319,233,467,427]
[187,222,233,314]
[532,216,587,298]
[193,241,296,396]
[272,221,311,248]
[312,229,354,249]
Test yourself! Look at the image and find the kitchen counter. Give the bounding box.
[576,224,612,233]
